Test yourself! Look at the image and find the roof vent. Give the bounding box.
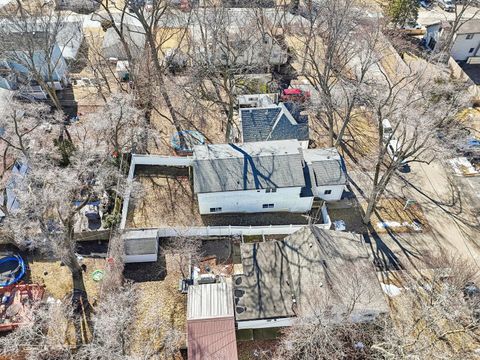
[236,306,246,314]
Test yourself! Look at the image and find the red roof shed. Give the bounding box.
[187,282,238,360]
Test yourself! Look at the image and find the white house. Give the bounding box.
[55,0,100,12]
[0,21,83,96]
[193,140,313,215]
[303,148,348,201]
[424,19,480,62]
[192,140,347,215]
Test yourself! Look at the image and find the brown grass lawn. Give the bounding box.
[128,254,187,359]
[127,176,202,228]
[368,197,430,234]
[28,256,104,301]
[148,78,229,155]
[309,108,378,166]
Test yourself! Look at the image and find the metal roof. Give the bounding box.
[303,148,347,186]
[187,282,238,360]
[187,317,238,360]
[187,282,234,320]
[192,140,306,193]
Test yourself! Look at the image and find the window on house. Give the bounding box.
[210,207,222,213]
[466,34,474,40]
[324,190,332,195]
[469,48,475,53]
[266,188,277,193]
[262,204,274,209]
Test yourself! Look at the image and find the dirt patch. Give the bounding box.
[128,254,187,359]
[28,256,104,301]
[127,175,202,228]
[237,339,279,360]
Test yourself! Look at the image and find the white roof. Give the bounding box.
[303,148,341,163]
[187,282,234,320]
[193,139,302,161]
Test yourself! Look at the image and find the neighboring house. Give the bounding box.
[424,19,480,61]
[237,93,278,108]
[102,25,146,61]
[192,139,347,215]
[239,102,309,148]
[303,148,348,201]
[0,27,76,96]
[233,226,389,334]
[55,0,100,12]
[189,8,288,69]
[187,282,238,360]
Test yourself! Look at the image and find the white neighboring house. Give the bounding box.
[192,140,347,215]
[0,21,83,98]
[303,148,348,201]
[424,19,480,62]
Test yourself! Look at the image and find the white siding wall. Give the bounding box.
[313,184,345,201]
[451,33,480,61]
[197,187,313,214]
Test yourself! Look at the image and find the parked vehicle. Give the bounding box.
[419,0,433,9]
[438,0,455,12]
[387,139,407,166]
[382,119,394,144]
[280,88,311,103]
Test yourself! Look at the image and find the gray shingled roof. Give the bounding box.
[303,148,347,186]
[240,104,309,143]
[234,226,389,322]
[193,140,306,193]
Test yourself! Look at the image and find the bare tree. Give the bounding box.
[186,3,291,141]
[275,254,480,359]
[161,234,203,279]
[360,62,469,223]
[3,136,122,294]
[0,298,74,360]
[90,93,149,157]
[76,282,137,360]
[0,99,63,218]
[437,0,480,60]
[374,254,480,358]
[290,0,384,147]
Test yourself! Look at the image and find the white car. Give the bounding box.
[387,139,406,164]
[382,119,393,144]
